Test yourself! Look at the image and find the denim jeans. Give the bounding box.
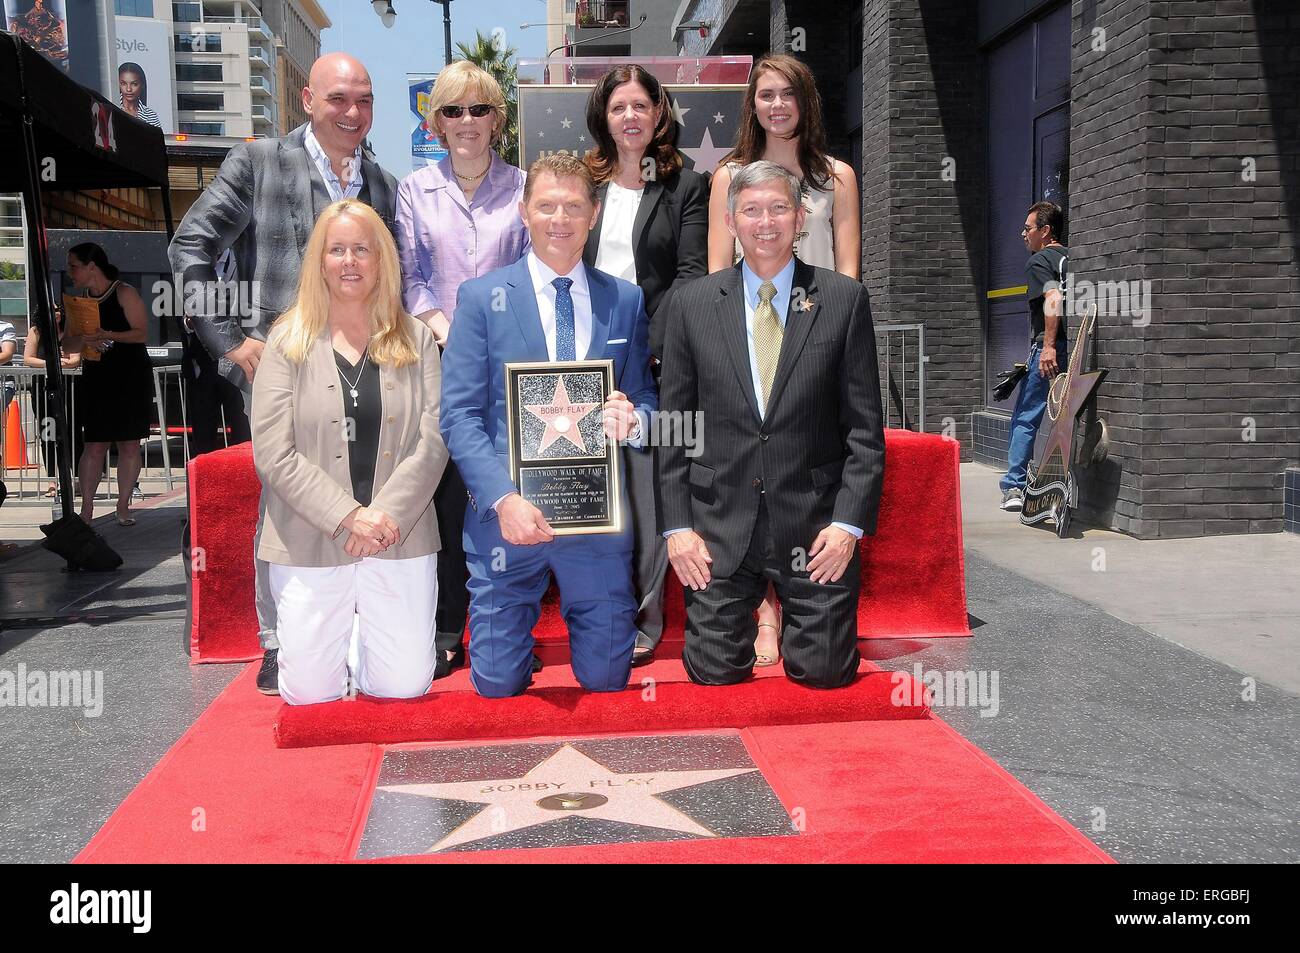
[1001,340,1068,492]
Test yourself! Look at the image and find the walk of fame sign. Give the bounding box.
[505,359,622,535]
[517,84,743,173]
[355,735,797,857]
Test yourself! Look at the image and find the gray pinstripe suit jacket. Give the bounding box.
[656,258,886,579]
[167,123,398,390]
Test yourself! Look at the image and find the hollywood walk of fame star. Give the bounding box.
[1033,309,1105,479]
[379,744,759,852]
[714,111,725,124]
[561,116,573,129]
[671,101,691,126]
[524,376,600,455]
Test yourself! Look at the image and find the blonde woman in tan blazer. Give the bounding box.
[252,200,448,705]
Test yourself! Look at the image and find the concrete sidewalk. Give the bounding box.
[960,462,1300,696]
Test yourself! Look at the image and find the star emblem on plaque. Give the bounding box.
[354,735,798,857]
[505,359,622,535]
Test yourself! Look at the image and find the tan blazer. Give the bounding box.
[250,314,448,567]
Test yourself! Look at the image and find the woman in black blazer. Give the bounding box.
[582,64,709,664]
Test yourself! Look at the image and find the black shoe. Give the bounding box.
[630,633,656,668]
[434,645,467,681]
[256,649,279,696]
[532,653,543,674]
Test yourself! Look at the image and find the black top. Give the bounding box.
[81,282,153,442]
[1026,245,1068,344]
[335,349,382,507]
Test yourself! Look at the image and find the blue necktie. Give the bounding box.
[553,276,576,361]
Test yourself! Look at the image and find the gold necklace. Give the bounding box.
[453,162,489,183]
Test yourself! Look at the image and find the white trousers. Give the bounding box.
[268,555,439,706]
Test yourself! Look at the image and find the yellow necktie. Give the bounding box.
[754,280,782,409]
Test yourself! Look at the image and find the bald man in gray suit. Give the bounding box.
[169,53,399,693]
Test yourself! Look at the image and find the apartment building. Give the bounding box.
[547,0,679,58]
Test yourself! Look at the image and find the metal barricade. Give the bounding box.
[0,363,189,502]
[874,324,928,432]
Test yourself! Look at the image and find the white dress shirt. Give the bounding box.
[304,127,364,201]
[525,251,593,360]
[593,182,643,283]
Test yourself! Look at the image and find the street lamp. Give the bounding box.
[373,0,454,67]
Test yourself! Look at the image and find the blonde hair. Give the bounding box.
[428,60,508,147]
[271,200,419,368]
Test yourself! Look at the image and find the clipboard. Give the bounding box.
[62,294,102,362]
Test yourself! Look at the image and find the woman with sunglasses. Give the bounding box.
[395,60,529,676]
[580,64,709,667]
[706,54,862,669]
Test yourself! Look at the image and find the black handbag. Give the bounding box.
[992,363,1029,402]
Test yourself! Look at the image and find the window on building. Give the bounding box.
[179,121,225,136]
[176,32,222,53]
[172,2,202,23]
[176,63,223,82]
[114,0,153,15]
[0,277,26,317]
[178,94,224,112]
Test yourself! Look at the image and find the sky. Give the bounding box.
[318,0,552,175]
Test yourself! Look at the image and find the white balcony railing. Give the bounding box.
[205,16,273,42]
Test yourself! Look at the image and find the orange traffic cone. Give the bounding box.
[4,400,32,468]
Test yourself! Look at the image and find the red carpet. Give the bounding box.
[186,445,262,663]
[273,655,928,748]
[187,431,969,662]
[77,665,1110,864]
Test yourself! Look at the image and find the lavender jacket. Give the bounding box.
[395,152,530,320]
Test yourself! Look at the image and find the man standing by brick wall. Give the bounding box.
[1001,201,1068,511]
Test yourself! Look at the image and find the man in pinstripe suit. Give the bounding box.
[657,161,886,689]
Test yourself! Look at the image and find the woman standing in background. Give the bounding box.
[395,60,529,676]
[581,64,709,667]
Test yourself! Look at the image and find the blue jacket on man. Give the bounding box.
[440,255,657,697]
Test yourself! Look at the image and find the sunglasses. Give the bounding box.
[439,103,493,119]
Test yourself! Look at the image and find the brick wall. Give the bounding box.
[860,0,986,445]
[768,0,856,162]
[1070,0,1300,536]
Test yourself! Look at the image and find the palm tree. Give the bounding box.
[455,31,519,166]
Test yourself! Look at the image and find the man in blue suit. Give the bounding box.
[441,154,658,698]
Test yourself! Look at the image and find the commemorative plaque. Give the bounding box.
[504,359,622,535]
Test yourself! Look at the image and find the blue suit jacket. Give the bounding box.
[440,256,658,554]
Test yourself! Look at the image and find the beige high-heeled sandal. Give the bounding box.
[755,622,781,667]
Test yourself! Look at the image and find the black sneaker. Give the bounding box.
[256,649,280,695]
[1000,487,1024,512]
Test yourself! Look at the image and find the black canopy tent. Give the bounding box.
[1,31,175,564]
